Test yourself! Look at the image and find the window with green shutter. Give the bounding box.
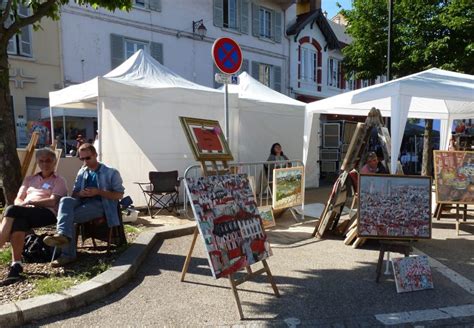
[110,34,163,69]
[214,0,249,34]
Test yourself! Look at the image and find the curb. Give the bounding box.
[0,222,196,327]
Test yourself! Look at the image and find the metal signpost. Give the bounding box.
[212,37,242,141]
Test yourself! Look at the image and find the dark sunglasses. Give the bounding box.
[79,156,92,161]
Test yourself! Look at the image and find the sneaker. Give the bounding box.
[1,263,23,286]
[44,234,70,247]
[51,256,76,268]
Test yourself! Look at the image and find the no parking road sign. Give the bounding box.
[212,37,242,75]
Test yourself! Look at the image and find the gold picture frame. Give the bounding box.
[179,116,233,161]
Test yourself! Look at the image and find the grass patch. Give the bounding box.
[0,249,12,265]
[124,224,140,234]
[33,276,87,296]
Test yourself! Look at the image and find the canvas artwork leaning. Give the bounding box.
[358,174,432,239]
[392,255,434,293]
[258,206,276,229]
[272,166,304,210]
[185,174,272,279]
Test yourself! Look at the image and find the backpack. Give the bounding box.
[22,233,60,263]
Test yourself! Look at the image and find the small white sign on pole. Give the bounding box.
[215,73,240,85]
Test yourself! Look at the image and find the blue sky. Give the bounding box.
[323,0,353,19]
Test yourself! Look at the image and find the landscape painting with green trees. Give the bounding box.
[272,167,304,210]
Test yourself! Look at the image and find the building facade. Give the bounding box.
[8,13,62,148]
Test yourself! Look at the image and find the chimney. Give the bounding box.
[296,0,322,16]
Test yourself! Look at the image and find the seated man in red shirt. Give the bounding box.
[0,148,67,285]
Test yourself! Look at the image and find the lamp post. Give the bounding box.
[192,19,207,40]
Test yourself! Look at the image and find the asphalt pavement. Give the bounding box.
[25,197,474,327]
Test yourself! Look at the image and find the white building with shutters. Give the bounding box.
[60,0,293,96]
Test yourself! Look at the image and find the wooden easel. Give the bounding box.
[180,158,280,320]
[314,108,392,244]
[20,131,39,179]
[434,202,473,235]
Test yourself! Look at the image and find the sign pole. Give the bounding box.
[224,82,229,140]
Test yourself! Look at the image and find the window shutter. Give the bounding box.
[240,59,249,74]
[148,0,161,11]
[273,65,282,92]
[273,11,282,43]
[150,41,163,64]
[7,37,17,55]
[110,34,125,69]
[251,3,259,37]
[213,0,224,28]
[251,61,259,80]
[240,0,249,34]
[19,26,32,56]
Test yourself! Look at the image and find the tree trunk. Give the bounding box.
[421,119,433,177]
[0,47,22,204]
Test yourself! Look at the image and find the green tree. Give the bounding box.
[0,0,131,204]
[341,0,473,176]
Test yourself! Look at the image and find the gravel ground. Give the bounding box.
[0,222,142,306]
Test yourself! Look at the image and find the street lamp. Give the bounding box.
[192,19,207,40]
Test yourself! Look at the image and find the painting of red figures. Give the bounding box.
[434,151,474,204]
[358,174,432,239]
[185,174,272,279]
[392,255,434,293]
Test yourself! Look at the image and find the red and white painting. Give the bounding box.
[185,174,271,279]
[392,255,434,293]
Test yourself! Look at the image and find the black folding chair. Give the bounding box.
[135,171,181,218]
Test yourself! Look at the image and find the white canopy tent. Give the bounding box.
[304,68,474,173]
[50,50,230,206]
[224,72,318,187]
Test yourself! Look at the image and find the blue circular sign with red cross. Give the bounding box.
[212,37,243,75]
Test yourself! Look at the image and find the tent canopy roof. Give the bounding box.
[223,72,306,108]
[50,50,220,108]
[306,68,474,120]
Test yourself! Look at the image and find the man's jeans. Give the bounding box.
[56,196,104,258]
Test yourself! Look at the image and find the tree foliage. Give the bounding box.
[0,0,132,204]
[341,0,474,79]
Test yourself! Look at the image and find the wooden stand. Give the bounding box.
[434,202,473,235]
[315,108,393,244]
[375,240,412,283]
[20,131,39,179]
[180,159,280,319]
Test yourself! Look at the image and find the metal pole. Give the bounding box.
[224,82,229,141]
[62,114,67,155]
[49,107,55,145]
[387,0,393,81]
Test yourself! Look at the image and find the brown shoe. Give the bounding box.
[44,234,70,247]
[51,256,76,268]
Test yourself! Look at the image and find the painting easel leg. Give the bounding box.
[229,274,244,320]
[262,259,280,297]
[180,227,199,282]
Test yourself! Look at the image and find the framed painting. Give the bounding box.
[184,174,271,279]
[392,255,434,293]
[358,174,432,239]
[272,166,304,210]
[258,205,276,229]
[433,150,474,204]
[179,116,233,161]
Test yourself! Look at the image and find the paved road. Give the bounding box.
[27,218,474,327]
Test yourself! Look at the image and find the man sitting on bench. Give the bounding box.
[44,143,124,267]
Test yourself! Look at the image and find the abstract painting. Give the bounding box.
[185,174,271,279]
[272,166,304,210]
[358,174,432,239]
[392,255,434,293]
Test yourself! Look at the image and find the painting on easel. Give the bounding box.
[185,174,272,279]
[392,255,434,293]
[258,206,276,229]
[358,174,432,239]
[434,150,474,204]
[179,116,233,161]
[272,166,304,210]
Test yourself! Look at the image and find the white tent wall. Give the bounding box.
[98,79,229,206]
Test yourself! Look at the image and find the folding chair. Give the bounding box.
[135,171,181,218]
